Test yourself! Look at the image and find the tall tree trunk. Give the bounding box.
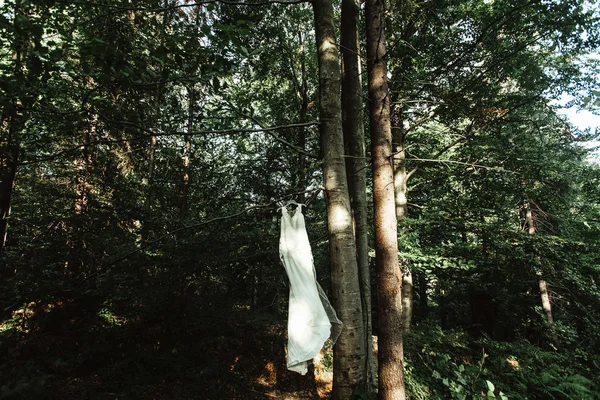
[0,72,22,253]
[365,0,406,397]
[400,267,413,331]
[1,1,31,252]
[525,202,559,347]
[391,114,408,220]
[387,0,419,333]
[391,109,413,332]
[182,86,193,218]
[0,115,19,252]
[313,1,366,398]
[538,278,554,324]
[341,0,375,391]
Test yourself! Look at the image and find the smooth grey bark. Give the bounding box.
[313,0,366,398]
[365,0,406,397]
[340,0,375,391]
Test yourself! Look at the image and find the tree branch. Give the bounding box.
[49,188,323,295]
[19,119,320,165]
[407,157,516,173]
[57,0,310,12]
[224,103,319,159]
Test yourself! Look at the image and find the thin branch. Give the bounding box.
[225,104,319,158]
[50,189,323,294]
[19,120,319,165]
[407,167,417,180]
[189,122,319,136]
[109,205,272,267]
[396,130,473,180]
[97,112,319,137]
[407,157,516,173]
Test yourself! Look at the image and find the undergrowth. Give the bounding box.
[404,321,600,399]
[2,295,599,399]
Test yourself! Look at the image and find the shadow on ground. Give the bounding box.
[1,294,328,399]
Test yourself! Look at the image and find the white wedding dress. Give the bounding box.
[279,205,342,375]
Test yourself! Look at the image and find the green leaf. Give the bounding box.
[486,380,499,397]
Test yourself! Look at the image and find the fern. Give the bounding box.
[537,366,594,399]
[552,374,593,399]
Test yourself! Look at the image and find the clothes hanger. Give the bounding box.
[278,199,305,212]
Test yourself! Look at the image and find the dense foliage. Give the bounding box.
[1,0,599,398]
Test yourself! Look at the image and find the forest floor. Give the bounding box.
[4,290,600,399]
[0,295,334,399]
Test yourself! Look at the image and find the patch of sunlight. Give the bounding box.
[507,357,521,370]
[230,355,241,372]
[330,199,353,233]
[0,302,39,333]
[0,319,15,333]
[314,342,334,399]
[97,308,128,326]
[256,361,277,387]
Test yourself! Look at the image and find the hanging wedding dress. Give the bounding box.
[279,205,343,375]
